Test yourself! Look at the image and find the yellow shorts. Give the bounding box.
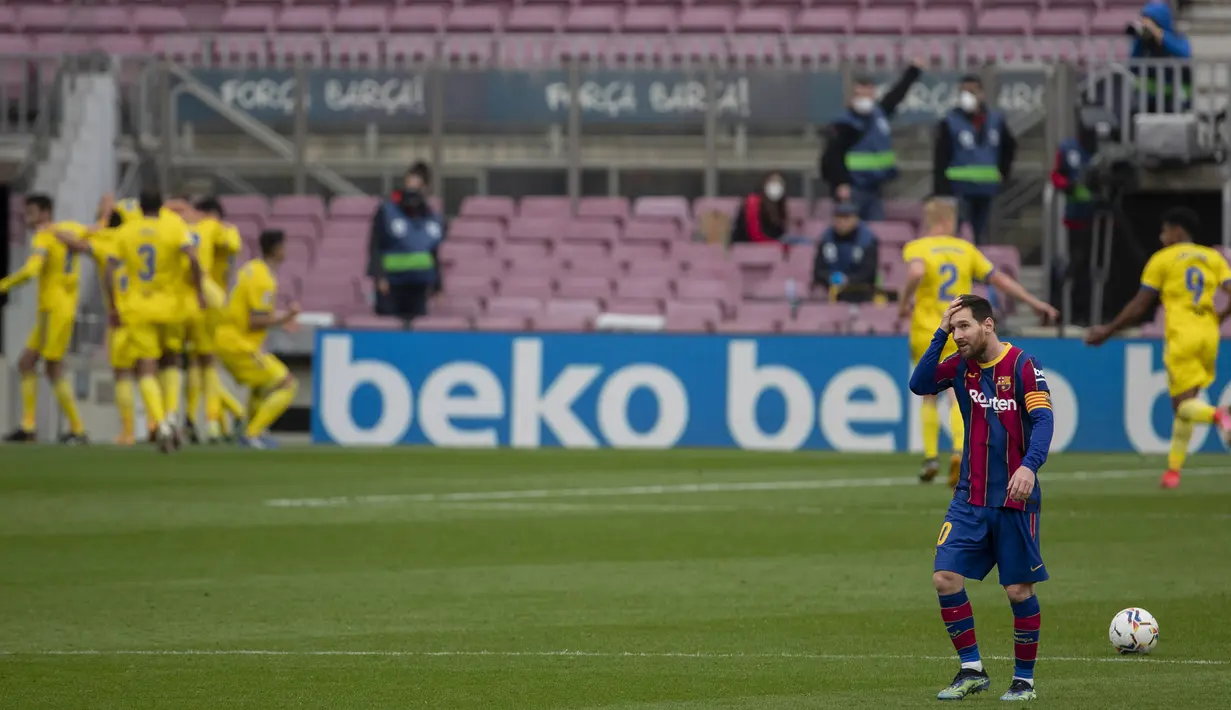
[26,308,74,361]
[108,326,137,370]
[219,348,288,390]
[183,312,215,356]
[1164,329,1219,397]
[126,321,185,361]
[910,329,958,364]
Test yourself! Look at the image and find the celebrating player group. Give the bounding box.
[0,189,300,451]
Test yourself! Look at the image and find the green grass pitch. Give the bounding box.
[1,447,1229,708]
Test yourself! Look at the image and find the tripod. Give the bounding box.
[1087,201,1119,328]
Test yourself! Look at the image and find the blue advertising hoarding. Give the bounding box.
[177,69,1044,129]
[311,331,1228,454]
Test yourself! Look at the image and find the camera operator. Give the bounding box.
[1050,124,1097,325]
[1127,2,1191,114]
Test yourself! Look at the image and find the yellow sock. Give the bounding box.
[139,375,166,424]
[51,378,85,435]
[160,367,182,425]
[1168,417,1194,472]
[218,379,245,420]
[247,381,297,438]
[20,372,37,431]
[186,365,203,427]
[921,398,940,459]
[204,366,221,422]
[247,388,264,423]
[949,400,965,455]
[115,378,135,437]
[1176,398,1216,424]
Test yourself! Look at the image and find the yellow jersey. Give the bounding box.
[196,218,242,289]
[0,222,88,311]
[112,214,194,323]
[223,258,278,350]
[1140,242,1231,339]
[902,235,996,332]
[88,227,128,314]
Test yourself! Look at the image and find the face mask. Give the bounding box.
[764,181,785,201]
[851,96,875,115]
[958,91,980,113]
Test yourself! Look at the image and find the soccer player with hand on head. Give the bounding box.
[900,197,1058,488]
[910,295,1054,702]
[0,195,91,444]
[1086,207,1231,489]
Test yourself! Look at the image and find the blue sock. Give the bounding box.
[1011,596,1041,682]
[939,590,981,665]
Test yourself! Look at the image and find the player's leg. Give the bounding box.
[159,329,185,429]
[109,328,137,445]
[947,391,965,488]
[933,500,995,700]
[912,339,942,482]
[995,508,1047,701]
[1162,334,1226,487]
[6,343,41,441]
[40,309,86,444]
[243,355,296,447]
[129,323,171,451]
[186,356,203,443]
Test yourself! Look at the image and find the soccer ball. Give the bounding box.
[1109,607,1159,654]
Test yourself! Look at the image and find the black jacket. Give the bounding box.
[932,109,1017,196]
[819,65,922,195]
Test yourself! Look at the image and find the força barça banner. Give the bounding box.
[311,330,1230,453]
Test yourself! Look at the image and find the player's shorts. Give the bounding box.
[1163,328,1218,397]
[910,328,958,369]
[218,342,289,390]
[26,308,74,361]
[126,322,186,361]
[108,326,137,370]
[934,497,1048,587]
[182,312,215,356]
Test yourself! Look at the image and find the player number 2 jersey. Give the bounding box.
[902,236,996,333]
[1140,243,1231,338]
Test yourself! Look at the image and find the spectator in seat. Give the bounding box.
[933,75,1016,245]
[812,202,879,304]
[1049,122,1099,325]
[730,172,789,249]
[821,60,924,221]
[367,164,444,325]
[1127,1,1191,113]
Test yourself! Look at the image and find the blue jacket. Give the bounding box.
[1131,2,1191,60]
[1131,2,1191,111]
[942,109,1006,198]
[814,224,879,288]
[836,106,899,190]
[371,201,442,286]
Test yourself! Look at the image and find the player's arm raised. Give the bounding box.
[0,237,48,294]
[909,298,963,396]
[103,255,122,327]
[987,270,1058,323]
[1086,254,1162,345]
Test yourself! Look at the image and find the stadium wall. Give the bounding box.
[311,330,1224,455]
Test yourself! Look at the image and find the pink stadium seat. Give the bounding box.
[874,222,917,251]
[335,8,388,33]
[627,260,681,279]
[500,275,556,299]
[461,196,517,221]
[730,242,784,269]
[624,218,681,250]
[566,7,621,33]
[474,314,531,332]
[605,299,663,316]
[677,279,735,314]
[1034,9,1092,36]
[795,8,853,35]
[448,218,505,248]
[533,311,592,333]
[446,275,497,299]
[507,218,562,248]
[278,7,332,33]
[19,8,72,33]
[730,35,785,65]
[976,9,1034,36]
[486,296,543,319]
[615,276,673,303]
[502,256,560,279]
[271,195,325,224]
[784,303,851,335]
[221,195,270,221]
[134,8,188,33]
[433,295,484,320]
[329,195,380,219]
[665,301,722,332]
[678,7,735,34]
[855,9,912,36]
[577,197,630,222]
[413,316,471,332]
[633,196,691,225]
[345,315,405,331]
[616,243,677,269]
[732,301,792,329]
[387,36,438,63]
[220,7,274,33]
[713,317,777,335]
[623,8,677,34]
[498,241,553,263]
[566,219,619,249]
[520,196,572,218]
[981,245,1022,278]
[439,241,490,270]
[734,8,791,34]
[390,6,446,33]
[1091,8,1139,36]
[850,307,905,336]
[692,197,741,220]
[95,35,149,56]
[556,243,610,268]
[883,199,923,225]
[447,5,504,33]
[441,35,495,63]
[506,6,563,33]
[557,276,614,302]
[545,298,603,321]
[913,9,971,35]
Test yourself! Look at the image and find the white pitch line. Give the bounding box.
[0,649,1223,666]
[263,467,1228,509]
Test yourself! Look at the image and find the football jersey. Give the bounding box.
[223,258,278,350]
[902,236,996,333]
[112,214,193,322]
[31,222,89,311]
[1139,242,1231,339]
[203,219,242,288]
[928,344,1052,512]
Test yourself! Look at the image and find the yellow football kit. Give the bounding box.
[0,222,88,361]
[180,220,225,356]
[903,236,997,363]
[1141,243,1231,396]
[216,259,289,389]
[89,227,137,370]
[205,218,242,290]
[112,214,195,361]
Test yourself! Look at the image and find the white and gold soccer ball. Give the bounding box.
[1109,607,1159,654]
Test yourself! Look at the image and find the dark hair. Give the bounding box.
[195,196,225,218]
[1161,206,1200,239]
[138,189,163,216]
[407,161,431,185]
[959,74,982,88]
[259,229,285,258]
[852,74,875,87]
[957,293,995,326]
[24,194,53,214]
